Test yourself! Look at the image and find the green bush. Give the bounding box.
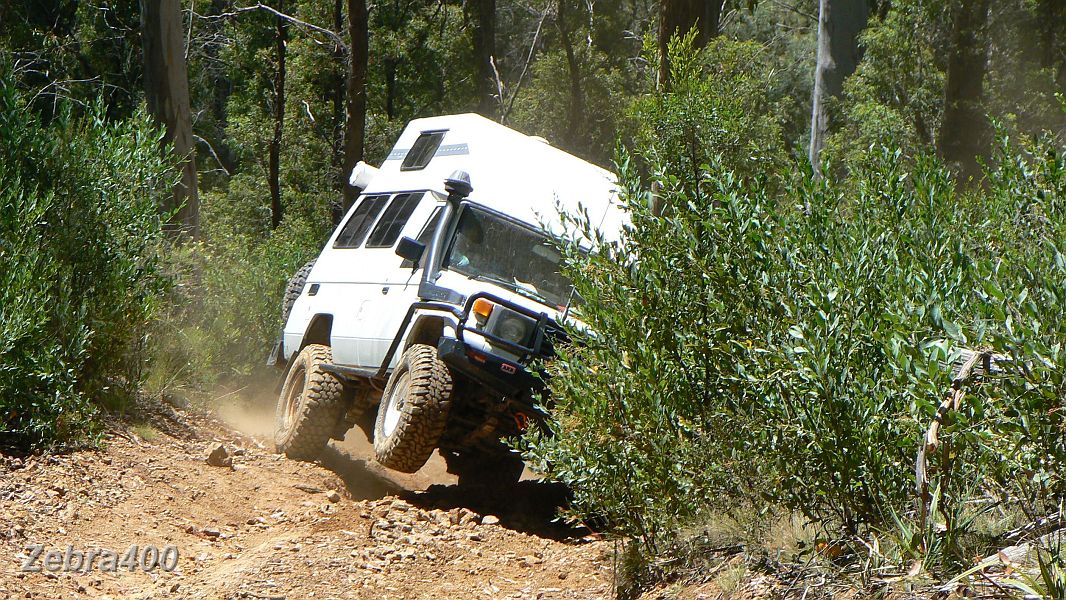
[523,45,1066,568]
[625,34,785,186]
[0,75,172,446]
[524,149,949,547]
[148,212,326,394]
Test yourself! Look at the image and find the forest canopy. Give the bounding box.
[7,0,1065,210]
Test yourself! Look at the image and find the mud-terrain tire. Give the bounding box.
[281,260,316,324]
[275,344,344,461]
[373,344,453,473]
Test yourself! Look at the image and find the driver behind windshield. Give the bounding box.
[445,206,572,308]
[450,211,485,270]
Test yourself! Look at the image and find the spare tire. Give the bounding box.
[281,259,316,325]
[373,344,453,473]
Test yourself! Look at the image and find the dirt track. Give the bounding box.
[0,398,613,599]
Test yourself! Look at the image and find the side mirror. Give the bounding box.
[396,236,426,265]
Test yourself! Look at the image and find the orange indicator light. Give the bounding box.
[472,298,495,319]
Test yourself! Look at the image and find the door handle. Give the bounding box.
[381,286,390,295]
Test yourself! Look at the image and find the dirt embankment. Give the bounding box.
[0,399,613,599]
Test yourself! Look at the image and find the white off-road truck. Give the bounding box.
[269,113,624,484]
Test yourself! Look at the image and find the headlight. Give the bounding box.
[497,314,532,344]
[486,307,536,345]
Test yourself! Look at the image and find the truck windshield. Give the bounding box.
[443,205,573,309]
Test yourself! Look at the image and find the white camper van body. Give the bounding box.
[273,113,625,478]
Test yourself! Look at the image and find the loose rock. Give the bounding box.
[206,445,232,468]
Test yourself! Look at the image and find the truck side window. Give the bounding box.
[366,192,424,248]
[334,194,389,248]
[400,207,442,268]
[401,131,445,171]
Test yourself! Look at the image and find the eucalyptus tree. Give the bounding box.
[141,0,200,237]
[937,0,992,181]
[808,0,869,176]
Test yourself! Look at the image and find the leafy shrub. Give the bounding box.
[625,34,785,186]
[0,74,172,446]
[524,46,1066,568]
[148,208,326,393]
[524,149,952,546]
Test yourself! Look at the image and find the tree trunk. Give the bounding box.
[332,0,346,202]
[269,0,288,230]
[341,0,369,214]
[937,0,992,182]
[207,0,235,175]
[808,0,869,176]
[385,58,397,120]
[140,0,200,238]
[657,0,722,89]
[1038,0,1066,91]
[557,0,585,153]
[470,0,497,117]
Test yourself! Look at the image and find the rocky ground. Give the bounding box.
[0,399,613,599]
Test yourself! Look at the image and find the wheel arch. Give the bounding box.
[404,313,457,351]
[301,313,334,351]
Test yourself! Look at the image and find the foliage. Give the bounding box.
[148,196,327,393]
[728,0,817,149]
[0,74,172,446]
[829,0,1066,169]
[0,1,144,121]
[828,0,948,168]
[525,102,1066,572]
[509,44,626,163]
[626,34,785,185]
[967,132,1066,513]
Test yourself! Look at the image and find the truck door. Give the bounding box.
[311,193,394,366]
[357,193,445,369]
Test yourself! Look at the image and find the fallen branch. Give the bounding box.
[1003,511,1065,545]
[501,7,548,124]
[940,527,1066,593]
[915,350,984,528]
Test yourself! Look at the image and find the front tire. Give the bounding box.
[275,344,345,461]
[373,344,453,473]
